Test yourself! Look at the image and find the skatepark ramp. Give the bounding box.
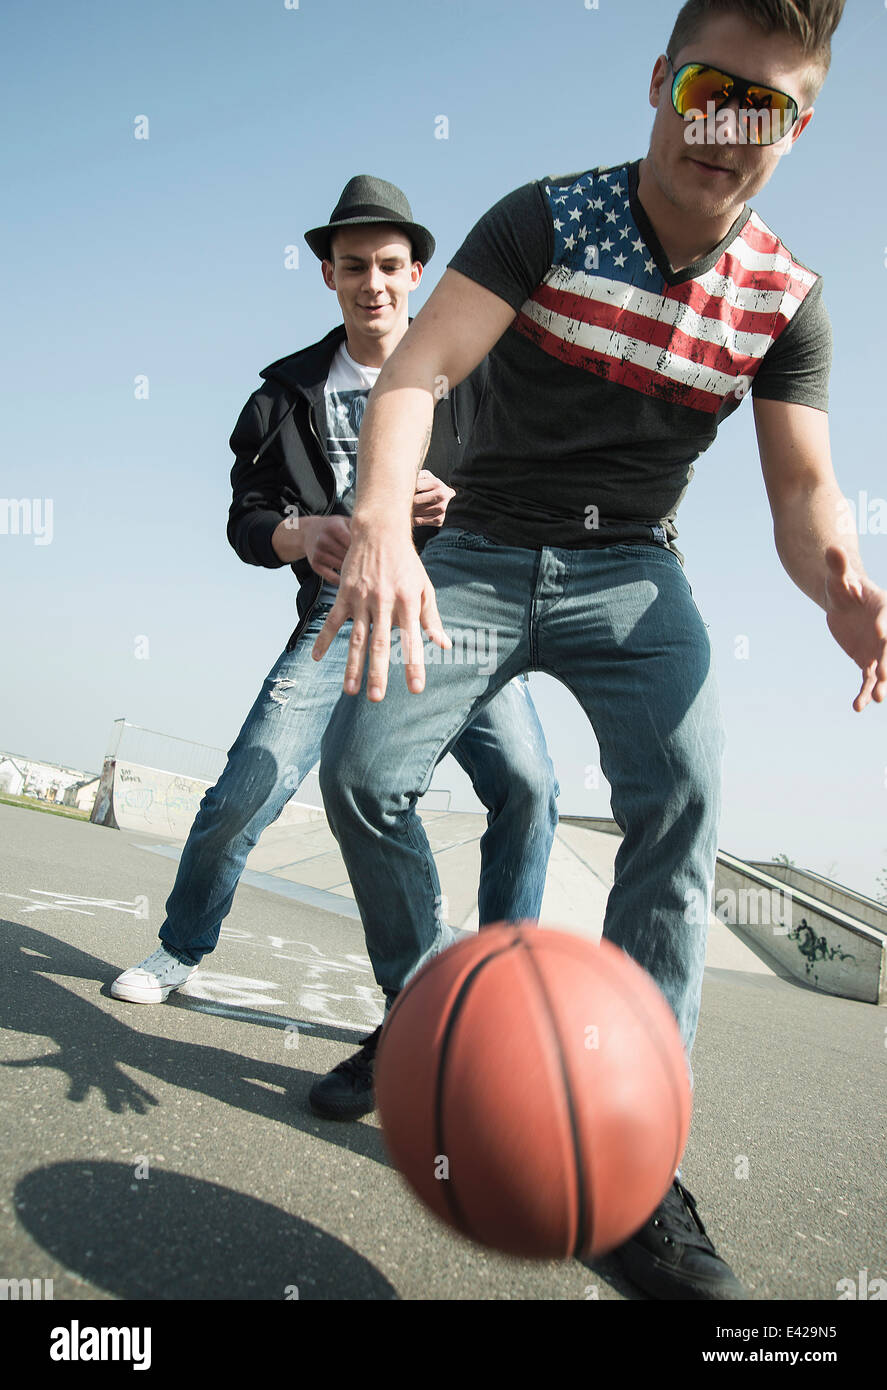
[89,718,449,839]
[91,724,885,1008]
[89,719,327,837]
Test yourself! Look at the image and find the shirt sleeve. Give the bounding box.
[751,274,833,412]
[227,392,289,569]
[447,181,554,311]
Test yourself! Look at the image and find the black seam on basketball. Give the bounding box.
[434,937,523,1238]
[518,936,591,1259]
[601,955,687,1179]
[560,940,689,1180]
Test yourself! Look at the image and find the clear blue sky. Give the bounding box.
[2,0,886,896]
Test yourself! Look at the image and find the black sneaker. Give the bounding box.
[308,1025,382,1120]
[613,1179,749,1300]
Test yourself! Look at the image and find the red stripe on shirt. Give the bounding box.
[514,312,745,414]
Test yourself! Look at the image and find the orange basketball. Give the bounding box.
[374,924,691,1259]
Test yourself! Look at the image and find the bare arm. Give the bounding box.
[350,269,515,539]
[312,269,517,699]
[754,397,887,710]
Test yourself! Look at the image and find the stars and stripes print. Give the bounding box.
[514,163,819,415]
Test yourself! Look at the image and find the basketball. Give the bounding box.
[374,923,692,1259]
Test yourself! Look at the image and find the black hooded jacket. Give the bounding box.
[227,323,489,651]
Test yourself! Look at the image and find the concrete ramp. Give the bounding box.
[99,747,879,1004]
[111,761,208,838]
[207,809,781,984]
[90,758,325,839]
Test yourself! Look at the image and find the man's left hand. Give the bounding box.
[411,470,455,527]
[824,546,887,711]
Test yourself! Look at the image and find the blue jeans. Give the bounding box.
[159,599,559,965]
[320,530,725,1054]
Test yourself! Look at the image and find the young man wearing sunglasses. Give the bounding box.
[110,178,560,1113]
[313,2,887,1298]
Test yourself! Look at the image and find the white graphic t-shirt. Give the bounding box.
[317,341,381,603]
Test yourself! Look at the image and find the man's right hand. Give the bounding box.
[271,515,351,584]
[311,524,451,700]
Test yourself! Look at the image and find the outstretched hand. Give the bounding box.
[824,546,887,711]
[312,529,451,700]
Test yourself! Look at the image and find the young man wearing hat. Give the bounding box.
[312,3,887,1297]
[111,177,560,1121]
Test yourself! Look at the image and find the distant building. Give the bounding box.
[0,751,99,805]
[0,756,26,797]
[62,777,101,813]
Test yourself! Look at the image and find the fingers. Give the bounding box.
[412,496,445,521]
[308,533,351,581]
[312,542,443,698]
[308,560,341,583]
[342,611,370,694]
[411,493,442,514]
[420,582,452,654]
[366,610,393,702]
[311,588,374,693]
[853,662,877,712]
[313,558,344,584]
[342,603,400,698]
[854,653,887,711]
[340,598,444,698]
[853,652,887,711]
[398,615,427,694]
[411,481,455,527]
[312,602,348,661]
[412,503,448,526]
[332,518,353,550]
[307,517,351,558]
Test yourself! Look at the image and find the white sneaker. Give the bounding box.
[111,946,199,1003]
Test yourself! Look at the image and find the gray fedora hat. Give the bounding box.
[304,175,435,264]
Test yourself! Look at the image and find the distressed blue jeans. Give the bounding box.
[159,598,559,964]
[320,530,725,1055]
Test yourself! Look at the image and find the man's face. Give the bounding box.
[322,226,421,340]
[646,12,816,221]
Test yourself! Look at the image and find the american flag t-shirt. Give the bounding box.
[442,158,831,552]
[515,164,820,418]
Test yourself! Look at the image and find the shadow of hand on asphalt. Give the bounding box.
[2,919,642,1301]
[0,918,391,1169]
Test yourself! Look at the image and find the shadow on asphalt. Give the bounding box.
[15,1162,399,1299]
[0,918,391,1170]
[163,989,375,1047]
[2,917,642,1300]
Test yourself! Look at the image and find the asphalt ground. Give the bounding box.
[1,804,884,1331]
